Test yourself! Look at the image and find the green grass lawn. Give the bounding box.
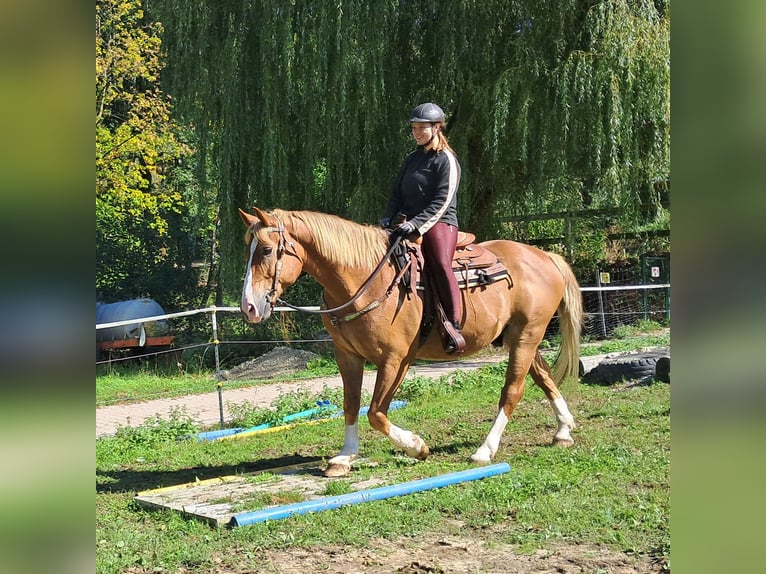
[96,356,669,573]
[96,325,669,407]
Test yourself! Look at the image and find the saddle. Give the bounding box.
[399,231,510,291]
[390,230,512,352]
[441,231,509,289]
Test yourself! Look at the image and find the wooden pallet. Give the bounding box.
[134,461,384,526]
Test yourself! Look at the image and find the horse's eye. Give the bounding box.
[262,246,273,256]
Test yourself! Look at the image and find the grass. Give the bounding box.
[96,355,345,407]
[96,323,670,406]
[96,356,670,573]
[580,321,670,356]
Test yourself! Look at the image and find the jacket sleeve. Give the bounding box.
[383,155,409,219]
[411,150,459,234]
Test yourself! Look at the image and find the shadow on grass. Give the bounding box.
[427,440,486,456]
[96,453,324,494]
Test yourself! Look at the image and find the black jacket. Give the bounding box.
[385,146,460,234]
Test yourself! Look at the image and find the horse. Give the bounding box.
[238,207,583,477]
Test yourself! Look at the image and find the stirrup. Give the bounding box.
[443,321,466,355]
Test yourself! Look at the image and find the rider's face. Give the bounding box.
[411,122,436,146]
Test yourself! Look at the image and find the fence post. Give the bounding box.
[595,269,607,338]
[217,382,225,429]
[210,306,221,372]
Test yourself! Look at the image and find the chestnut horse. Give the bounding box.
[239,207,582,477]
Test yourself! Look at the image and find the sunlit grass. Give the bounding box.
[97,365,669,574]
[97,327,669,406]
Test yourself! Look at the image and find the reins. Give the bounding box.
[274,232,406,320]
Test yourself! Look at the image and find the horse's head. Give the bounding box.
[238,207,303,323]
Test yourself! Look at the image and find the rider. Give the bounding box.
[381,102,465,354]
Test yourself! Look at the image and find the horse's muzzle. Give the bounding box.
[240,296,272,323]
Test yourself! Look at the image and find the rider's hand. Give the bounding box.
[392,220,416,239]
[379,217,391,228]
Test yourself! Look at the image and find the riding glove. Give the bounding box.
[392,221,416,238]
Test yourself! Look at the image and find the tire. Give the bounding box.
[655,356,670,383]
[583,349,669,385]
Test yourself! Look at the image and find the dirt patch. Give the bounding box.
[207,533,663,573]
[215,346,320,382]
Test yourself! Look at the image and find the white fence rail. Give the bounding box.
[96,283,669,370]
[96,305,321,371]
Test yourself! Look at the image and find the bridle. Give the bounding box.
[252,221,410,324]
[255,222,294,309]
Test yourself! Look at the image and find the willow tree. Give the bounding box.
[152,0,669,295]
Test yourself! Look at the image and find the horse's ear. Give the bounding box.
[238,207,256,227]
[239,206,275,227]
[252,207,274,227]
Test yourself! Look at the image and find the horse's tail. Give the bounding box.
[547,252,583,384]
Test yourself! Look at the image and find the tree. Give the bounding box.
[152,0,669,295]
[96,0,210,307]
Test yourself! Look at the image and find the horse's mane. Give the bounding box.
[274,210,389,271]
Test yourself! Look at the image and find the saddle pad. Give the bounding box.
[416,262,511,291]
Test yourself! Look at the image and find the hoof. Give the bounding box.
[404,436,430,460]
[469,445,493,464]
[552,436,574,447]
[323,463,351,478]
[469,454,491,465]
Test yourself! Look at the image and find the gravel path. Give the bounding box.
[96,353,612,438]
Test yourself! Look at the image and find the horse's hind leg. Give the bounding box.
[529,350,576,446]
[367,360,430,461]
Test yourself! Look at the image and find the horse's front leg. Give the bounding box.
[325,349,365,477]
[367,361,430,462]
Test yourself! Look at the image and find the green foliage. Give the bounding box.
[226,387,345,429]
[302,356,342,378]
[224,401,283,429]
[580,327,669,355]
[97,364,669,573]
[96,0,215,308]
[611,319,664,339]
[151,0,670,297]
[96,370,214,406]
[94,1,670,321]
[111,406,198,446]
[323,480,354,497]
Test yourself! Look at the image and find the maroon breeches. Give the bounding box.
[421,222,461,324]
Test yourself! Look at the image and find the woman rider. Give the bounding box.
[381,102,465,354]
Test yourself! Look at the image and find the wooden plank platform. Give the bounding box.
[134,461,385,526]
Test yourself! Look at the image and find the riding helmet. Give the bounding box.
[409,102,445,124]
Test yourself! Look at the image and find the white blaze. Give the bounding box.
[241,237,258,312]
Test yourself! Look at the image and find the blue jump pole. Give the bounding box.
[230,462,510,527]
[195,401,338,442]
[196,400,408,442]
